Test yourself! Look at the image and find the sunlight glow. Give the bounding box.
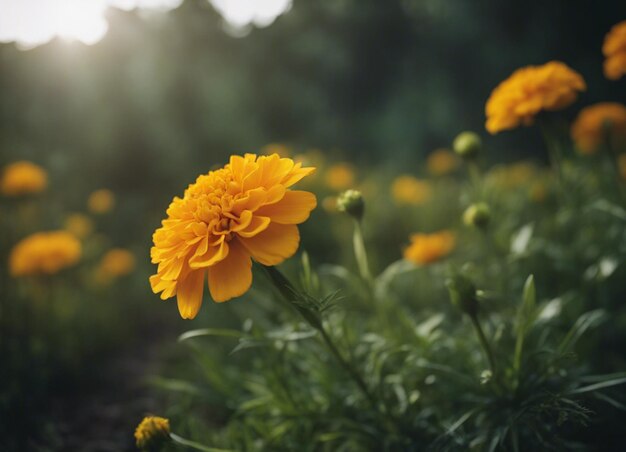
[209,0,292,30]
[0,0,182,49]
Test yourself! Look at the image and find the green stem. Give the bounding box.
[262,265,399,434]
[352,220,373,285]
[470,314,497,375]
[170,433,233,452]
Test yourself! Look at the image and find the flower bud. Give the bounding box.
[135,416,171,451]
[446,274,478,317]
[337,189,365,221]
[463,203,491,229]
[453,131,482,159]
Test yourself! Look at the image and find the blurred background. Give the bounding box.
[1,0,625,450]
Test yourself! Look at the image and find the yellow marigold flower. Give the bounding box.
[64,213,94,239]
[485,61,586,134]
[150,154,316,319]
[571,103,626,155]
[0,161,47,196]
[427,148,459,176]
[404,230,455,265]
[9,231,81,277]
[603,21,626,81]
[322,195,338,212]
[98,248,136,282]
[134,416,170,451]
[391,175,432,205]
[88,189,115,214]
[325,163,355,190]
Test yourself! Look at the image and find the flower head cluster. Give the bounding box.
[64,213,94,239]
[1,161,47,197]
[325,163,355,191]
[9,231,81,277]
[88,189,115,214]
[427,149,458,176]
[134,416,170,451]
[150,154,316,319]
[391,175,432,205]
[603,21,626,81]
[571,102,626,154]
[97,248,136,283]
[403,230,455,265]
[485,61,586,134]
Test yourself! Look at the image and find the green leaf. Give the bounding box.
[178,328,245,342]
[559,310,606,354]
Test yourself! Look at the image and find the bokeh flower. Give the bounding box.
[485,61,586,134]
[571,103,626,155]
[404,230,455,265]
[9,231,81,277]
[427,148,459,176]
[150,154,316,319]
[64,213,94,239]
[134,416,170,451]
[96,248,136,284]
[0,161,47,197]
[391,175,432,205]
[261,142,291,157]
[88,189,115,214]
[325,163,355,191]
[603,21,626,81]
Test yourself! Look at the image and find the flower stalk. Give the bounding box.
[262,264,399,434]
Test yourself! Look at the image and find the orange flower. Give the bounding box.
[150,154,316,319]
[404,231,455,265]
[485,61,586,134]
[603,21,626,81]
[391,175,432,205]
[325,163,355,190]
[64,213,94,239]
[88,189,115,214]
[9,231,81,277]
[0,161,47,196]
[571,103,626,154]
[426,148,459,176]
[97,248,136,283]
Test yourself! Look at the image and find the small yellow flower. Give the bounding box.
[427,148,459,176]
[603,21,626,81]
[404,231,455,265]
[261,143,291,157]
[97,248,136,283]
[150,154,316,319]
[322,195,338,213]
[571,103,626,155]
[88,189,115,214]
[485,61,586,134]
[64,213,94,239]
[391,175,432,205]
[325,163,355,191]
[9,231,81,277]
[134,416,170,451]
[0,161,47,197]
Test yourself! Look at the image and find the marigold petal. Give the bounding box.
[189,237,228,269]
[208,240,252,302]
[256,191,317,224]
[236,215,271,238]
[239,223,300,266]
[176,269,205,319]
